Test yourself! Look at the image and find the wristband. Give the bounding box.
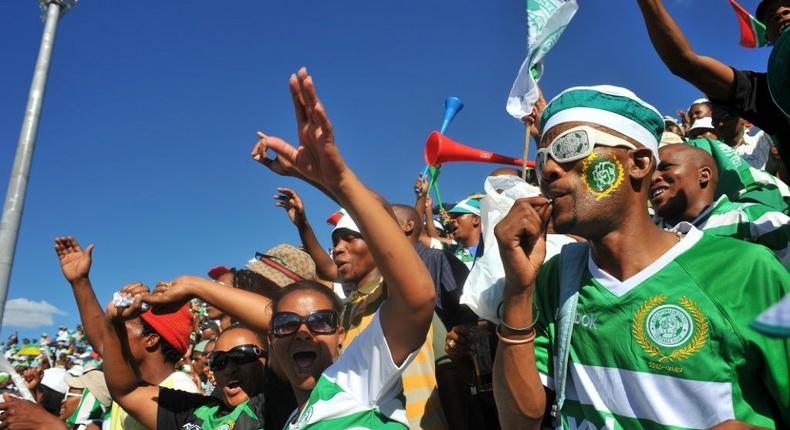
[500,307,539,334]
[496,324,536,345]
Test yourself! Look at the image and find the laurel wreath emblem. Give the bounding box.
[581,152,625,200]
[632,295,708,363]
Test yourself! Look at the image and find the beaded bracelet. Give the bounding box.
[496,324,536,345]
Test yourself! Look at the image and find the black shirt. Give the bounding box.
[711,68,790,165]
[415,242,472,328]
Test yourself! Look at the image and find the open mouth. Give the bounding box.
[651,185,670,201]
[780,22,790,34]
[293,351,317,375]
[224,380,242,396]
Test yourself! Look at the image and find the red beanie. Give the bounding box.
[140,304,193,356]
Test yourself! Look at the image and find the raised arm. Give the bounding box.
[101,283,160,430]
[274,187,338,281]
[143,275,273,334]
[636,0,735,101]
[262,67,435,366]
[54,236,107,355]
[492,198,552,430]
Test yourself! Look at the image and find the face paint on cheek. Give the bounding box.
[581,151,624,200]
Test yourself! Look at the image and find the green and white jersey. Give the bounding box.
[285,312,417,430]
[655,195,790,268]
[534,226,790,429]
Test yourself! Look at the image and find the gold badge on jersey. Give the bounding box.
[632,295,708,370]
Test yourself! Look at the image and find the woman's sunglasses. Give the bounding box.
[208,344,266,372]
[271,310,339,338]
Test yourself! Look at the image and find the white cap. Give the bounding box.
[41,368,68,394]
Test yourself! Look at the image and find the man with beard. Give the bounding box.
[492,86,789,429]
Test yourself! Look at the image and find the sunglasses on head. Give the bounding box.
[535,126,637,184]
[271,310,339,338]
[208,344,266,372]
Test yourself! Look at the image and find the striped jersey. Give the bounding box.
[655,194,790,268]
[285,312,417,429]
[534,226,790,429]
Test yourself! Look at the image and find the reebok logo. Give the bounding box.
[574,313,597,330]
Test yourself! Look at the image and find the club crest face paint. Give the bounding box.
[581,151,624,200]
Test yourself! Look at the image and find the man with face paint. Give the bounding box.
[493,85,790,429]
[637,0,790,166]
[651,143,790,269]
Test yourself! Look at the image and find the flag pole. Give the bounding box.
[522,117,532,180]
[0,0,77,328]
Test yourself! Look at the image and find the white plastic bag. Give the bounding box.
[460,175,575,324]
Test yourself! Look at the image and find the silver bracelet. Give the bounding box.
[499,307,539,334]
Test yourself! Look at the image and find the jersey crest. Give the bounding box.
[632,295,708,366]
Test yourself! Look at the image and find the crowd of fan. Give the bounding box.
[0,1,788,429]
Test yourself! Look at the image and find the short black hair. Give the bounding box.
[272,280,343,314]
[141,319,182,364]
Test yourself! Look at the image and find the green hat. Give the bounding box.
[768,28,790,118]
[540,85,664,159]
[448,198,481,216]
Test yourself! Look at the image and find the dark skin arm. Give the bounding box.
[636,0,735,101]
[274,187,338,281]
[144,275,274,334]
[262,67,436,364]
[54,236,106,355]
[100,283,160,430]
[252,133,339,204]
[492,197,553,430]
[422,194,454,245]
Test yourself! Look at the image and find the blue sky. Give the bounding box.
[0,1,771,340]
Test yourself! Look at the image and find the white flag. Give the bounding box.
[506,0,578,120]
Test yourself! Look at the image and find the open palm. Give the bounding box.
[261,68,349,192]
[54,236,93,283]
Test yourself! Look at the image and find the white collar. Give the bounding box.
[588,225,703,297]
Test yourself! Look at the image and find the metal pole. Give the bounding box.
[0,1,67,327]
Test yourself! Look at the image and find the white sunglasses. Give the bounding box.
[535,126,637,183]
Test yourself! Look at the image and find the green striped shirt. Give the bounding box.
[534,227,790,429]
[285,312,416,430]
[655,195,790,269]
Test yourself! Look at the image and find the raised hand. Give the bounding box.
[251,131,302,178]
[494,197,552,291]
[415,175,429,197]
[54,236,94,283]
[256,67,349,194]
[274,187,307,227]
[143,276,202,314]
[106,282,150,322]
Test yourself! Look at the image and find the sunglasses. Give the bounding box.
[208,344,266,372]
[271,310,339,338]
[535,126,637,183]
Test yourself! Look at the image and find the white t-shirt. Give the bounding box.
[286,312,418,429]
[735,130,773,170]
